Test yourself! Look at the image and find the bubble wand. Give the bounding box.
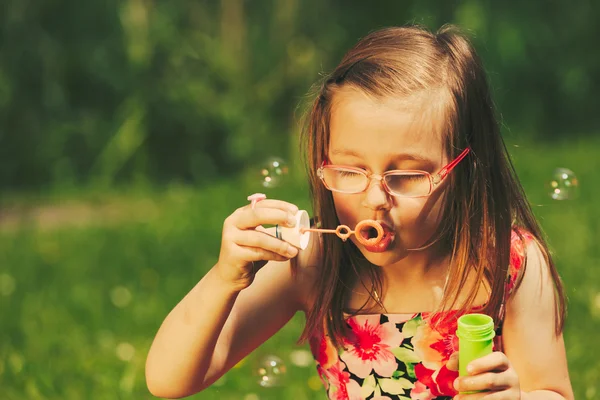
[247,193,385,249]
[299,220,384,246]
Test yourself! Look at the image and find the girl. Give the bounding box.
[145,24,573,399]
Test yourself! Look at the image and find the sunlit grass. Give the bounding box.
[0,137,598,399]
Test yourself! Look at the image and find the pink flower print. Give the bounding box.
[340,315,404,379]
[510,229,526,271]
[410,380,436,400]
[428,331,458,365]
[412,314,458,370]
[324,360,363,400]
[310,331,338,369]
[507,229,533,295]
[414,363,458,397]
[412,322,444,370]
[316,364,329,391]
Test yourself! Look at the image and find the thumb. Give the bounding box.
[446,351,459,372]
[251,260,268,271]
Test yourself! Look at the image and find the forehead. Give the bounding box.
[328,87,447,162]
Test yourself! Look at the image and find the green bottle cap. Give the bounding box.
[457,313,495,341]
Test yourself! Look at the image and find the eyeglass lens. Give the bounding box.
[322,168,430,196]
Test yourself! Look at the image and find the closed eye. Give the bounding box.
[337,170,363,177]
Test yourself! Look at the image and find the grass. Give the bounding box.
[0,137,599,399]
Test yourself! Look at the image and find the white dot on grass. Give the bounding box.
[593,293,600,310]
[586,386,596,399]
[9,353,23,373]
[212,375,227,387]
[289,349,313,367]
[308,375,323,391]
[116,342,135,361]
[0,273,15,296]
[110,286,132,308]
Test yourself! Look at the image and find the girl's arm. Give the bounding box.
[145,233,319,399]
[502,240,574,399]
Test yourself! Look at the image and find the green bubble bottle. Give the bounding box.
[456,313,495,394]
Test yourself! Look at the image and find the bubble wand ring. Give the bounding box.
[301,219,384,246]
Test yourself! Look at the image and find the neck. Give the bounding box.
[345,248,452,315]
[383,249,450,284]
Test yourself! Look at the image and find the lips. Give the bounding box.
[361,221,396,253]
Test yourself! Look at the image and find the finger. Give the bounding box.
[456,371,511,393]
[467,352,510,375]
[239,245,294,265]
[446,352,459,371]
[248,199,299,214]
[454,392,489,400]
[455,390,514,400]
[235,229,299,258]
[235,207,298,230]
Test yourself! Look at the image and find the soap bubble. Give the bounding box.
[256,355,287,387]
[260,157,289,188]
[548,168,579,200]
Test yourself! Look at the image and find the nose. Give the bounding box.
[361,175,392,210]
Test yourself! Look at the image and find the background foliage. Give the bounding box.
[1,0,598,189]
[0,0,599,399]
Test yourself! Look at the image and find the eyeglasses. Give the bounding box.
[317,147,470,197]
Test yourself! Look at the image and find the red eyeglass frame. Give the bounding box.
[317,147,471,197]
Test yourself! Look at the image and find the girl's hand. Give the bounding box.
[214,199,300,291]
[453,351,521,399]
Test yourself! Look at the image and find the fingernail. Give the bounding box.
[287,246,298,257]
[287,214,296,227]
[290,206,299,214]
[467,364,474,374]
[453,378,460,390]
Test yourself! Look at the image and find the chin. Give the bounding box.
[355,244,407,267]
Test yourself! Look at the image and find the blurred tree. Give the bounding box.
[0,0,598,190]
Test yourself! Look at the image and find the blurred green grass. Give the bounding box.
[1,138,599,399]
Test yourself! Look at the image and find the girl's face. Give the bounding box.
[327,87,449,267]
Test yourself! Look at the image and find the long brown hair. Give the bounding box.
[298,24,566,348]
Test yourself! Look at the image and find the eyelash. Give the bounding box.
[338,170,360,177]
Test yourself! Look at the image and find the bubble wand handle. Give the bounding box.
[300,220,384,246]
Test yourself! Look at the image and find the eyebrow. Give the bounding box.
[329,148,431,162]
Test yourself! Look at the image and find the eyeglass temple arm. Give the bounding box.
[436,147,471,181]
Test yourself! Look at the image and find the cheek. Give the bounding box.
[332,194,359,224]
[396,200,432,224]
[331,189,447,228]
[410,188,447,226]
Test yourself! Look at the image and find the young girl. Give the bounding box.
[145,24,573,399]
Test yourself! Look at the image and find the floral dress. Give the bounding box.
[309,230,532,400]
